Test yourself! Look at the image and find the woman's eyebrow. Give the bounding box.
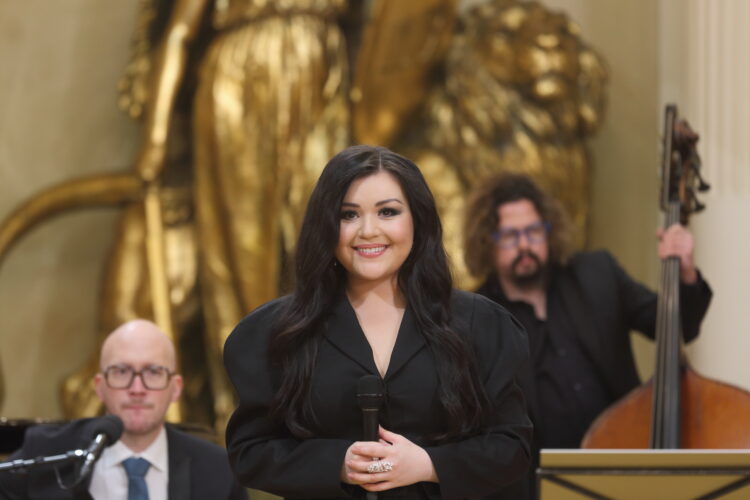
[375,198,404,206]
[341,198,404,208]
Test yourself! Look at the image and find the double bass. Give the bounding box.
[582,104,750,449]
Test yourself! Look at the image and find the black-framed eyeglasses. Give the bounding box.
[492,221,550,249]
[102,364,176,390]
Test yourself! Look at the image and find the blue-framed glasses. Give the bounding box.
[492,221,550,249]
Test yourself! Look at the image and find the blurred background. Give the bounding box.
[0,0,747,436]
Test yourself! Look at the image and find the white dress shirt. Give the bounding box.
[88,426,169,500]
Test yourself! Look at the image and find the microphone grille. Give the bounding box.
[88,415,124,443]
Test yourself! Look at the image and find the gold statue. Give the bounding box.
[0,0,607,431]
[71,0,354,432]
[110,0,453,431]
[0,0,456,429]
[401,0,608,288]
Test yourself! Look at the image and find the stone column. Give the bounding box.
[661,0,750,390]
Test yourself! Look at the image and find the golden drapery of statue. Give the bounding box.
[64,0,456,431]
[0,0,457,429]
[0,0,606,430]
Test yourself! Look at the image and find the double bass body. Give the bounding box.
[583,366,750,449]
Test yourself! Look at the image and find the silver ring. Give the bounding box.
[366,460,393,474]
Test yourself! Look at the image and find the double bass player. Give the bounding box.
[462,172,712,498]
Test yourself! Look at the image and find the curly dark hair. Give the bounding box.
[463,173,573,279]
[269,145,489,440]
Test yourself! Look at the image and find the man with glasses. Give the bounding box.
[1,319,247,500]
[462,173,712,499]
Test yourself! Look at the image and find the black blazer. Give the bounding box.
[0,419,247,500]
[224,290,532,500]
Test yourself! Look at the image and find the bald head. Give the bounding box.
[100,320,177,372]
[95,320,183,446]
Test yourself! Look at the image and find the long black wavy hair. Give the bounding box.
[268,145,489,440]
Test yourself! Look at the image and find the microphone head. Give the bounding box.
[87,415,124,444]
[357,375,384,410]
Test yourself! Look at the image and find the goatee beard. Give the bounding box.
[510,250,547,290]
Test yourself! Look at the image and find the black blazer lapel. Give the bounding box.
[384,306,425,380]
[166,427,191,500]
[553,268,614,394]
[323,295,380,375]
[323,295,427,380]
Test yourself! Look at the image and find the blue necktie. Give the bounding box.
[122,457,150,500]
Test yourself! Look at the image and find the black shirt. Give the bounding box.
[477,272,610,449]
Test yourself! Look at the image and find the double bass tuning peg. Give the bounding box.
[692,165,711,193]
[686,152,711,193]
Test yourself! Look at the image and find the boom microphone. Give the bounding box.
[78,415,124,480]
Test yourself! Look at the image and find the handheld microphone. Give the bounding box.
[77,415,124,480]
[357,375,384,500]
[357,375,384,442]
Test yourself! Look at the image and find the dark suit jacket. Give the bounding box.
[0,418,248,500]
[223,290,533,499]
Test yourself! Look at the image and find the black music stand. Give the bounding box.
[537,449,750,500]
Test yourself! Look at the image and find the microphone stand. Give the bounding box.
[0,449,86,473]
[0,448,94,493]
